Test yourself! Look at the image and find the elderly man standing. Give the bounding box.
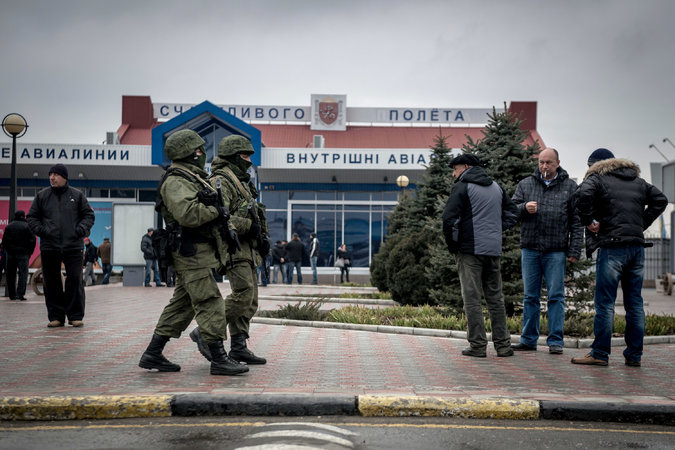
[442,153,519,358]
[511,148,583,355]
[572,148,667,367]
[27,164,95,328]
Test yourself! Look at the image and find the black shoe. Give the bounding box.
[549,345,563,354]
[189,328,212,361]
[139,334,181,372]
[497,349,514,357]
[208,341,249,375]
[625,358,641,367]
[511,343,537,351]
[230,333,267,365]
[156,283,165,287]
[18,296,27,301]
[461,348,487,358]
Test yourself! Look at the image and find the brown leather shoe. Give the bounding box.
[47,320,64,328]
[69,320,84,327]
[571,353,608,366]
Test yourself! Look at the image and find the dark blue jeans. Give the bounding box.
[591,246,645,363]
[520,249,566,348]
[101,263,112,284]
[287,261,302,284]
[6,253,30,298]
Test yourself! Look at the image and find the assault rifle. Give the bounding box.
[247,198,270,280]
[215,178,241,258]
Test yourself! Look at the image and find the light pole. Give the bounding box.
[663,138,675,151]
[2,113,28,221]
[396,175,409,199]
[649,144,668,162]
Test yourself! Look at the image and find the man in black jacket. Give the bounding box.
[572,149,667,367]
[511,148,583,355]
[27,164,95,327]
[442,154,519,358]
[285,233,305,284]
[3,210,36,301]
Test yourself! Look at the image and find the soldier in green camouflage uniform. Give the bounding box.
[189,134,268,365]
[139,129,248,376]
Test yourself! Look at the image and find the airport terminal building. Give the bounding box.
[1,95,543,276]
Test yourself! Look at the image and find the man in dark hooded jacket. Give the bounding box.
[571,148,667,367]
[442,153,519,358]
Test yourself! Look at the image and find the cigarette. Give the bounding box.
[544,170,548,178]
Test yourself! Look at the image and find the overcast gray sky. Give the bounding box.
[2,0,674,182]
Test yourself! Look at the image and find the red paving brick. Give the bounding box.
[1,283,674,406]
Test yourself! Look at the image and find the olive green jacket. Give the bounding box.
[209,157,267,266]
[159,162,221,273]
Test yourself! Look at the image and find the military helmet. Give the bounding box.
[164,129,205,161]
[218,134,254,158]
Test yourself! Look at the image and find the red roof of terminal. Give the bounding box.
[116,96,544,149]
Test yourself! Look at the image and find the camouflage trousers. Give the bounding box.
[225,260,259,337]
[154,267,228,343]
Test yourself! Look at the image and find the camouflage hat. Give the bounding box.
[164,130,205,161]
[218,134,254,158]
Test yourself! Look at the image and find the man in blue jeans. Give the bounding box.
[511,148,583,355]
[141,228,164,287]
[572,148,667,367]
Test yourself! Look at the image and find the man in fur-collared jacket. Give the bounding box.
[571,148,667,368]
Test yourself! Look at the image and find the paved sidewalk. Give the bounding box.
[0,283,674,423]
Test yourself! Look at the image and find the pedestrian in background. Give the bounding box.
[27,163,95,328]
[271,240,284,284]
[141,228,164,287]
[3,210,36,301]
[82,237,98,286]
[285,233,305,284]
[309,232,320,284]
[336,243,350,284]
[442,154,519,358]
[571,149,667,367]
[511,148,583,355]
[280,239,289,284]
[0,240,6,297]
[97,237,112,285]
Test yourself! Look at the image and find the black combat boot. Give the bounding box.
[230,333,267,365]
[189,327,212,361]
[207,340,250,375]
[139,333,181,372]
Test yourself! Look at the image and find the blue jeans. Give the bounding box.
[591,246,645,362]
[311,256,318,283]
[287,261,302,284]
[144,259,161,285]
[101,263,112,284]
[520,249,566,348]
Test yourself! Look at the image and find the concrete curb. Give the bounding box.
[251,317,675,346]
[2,395,673,424]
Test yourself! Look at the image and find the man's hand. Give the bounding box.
[587,220,600,233]
[567,257,579,263]
[525,201,537,214]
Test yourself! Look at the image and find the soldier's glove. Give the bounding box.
[226,229,241,255]
[248,222,262,240]
[259,234,271,257]
[197,189,219,207]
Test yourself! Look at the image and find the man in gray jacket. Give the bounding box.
[442,153,519,358]
[511,148,583,355]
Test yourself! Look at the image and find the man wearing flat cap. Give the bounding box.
[27,163,95,328]
[442,153,519,358]
[571,148,667,367]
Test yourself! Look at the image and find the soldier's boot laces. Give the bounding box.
[208,340,250,376]
[230,333,267,365]
[139,333,181,372]
[190,328,212,361]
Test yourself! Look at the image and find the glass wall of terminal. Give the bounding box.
[261,190,398,268]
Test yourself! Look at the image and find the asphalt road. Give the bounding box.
[1,416,675,449]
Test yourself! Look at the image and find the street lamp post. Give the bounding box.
[396,175,409,200]
[2,113,28,221]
